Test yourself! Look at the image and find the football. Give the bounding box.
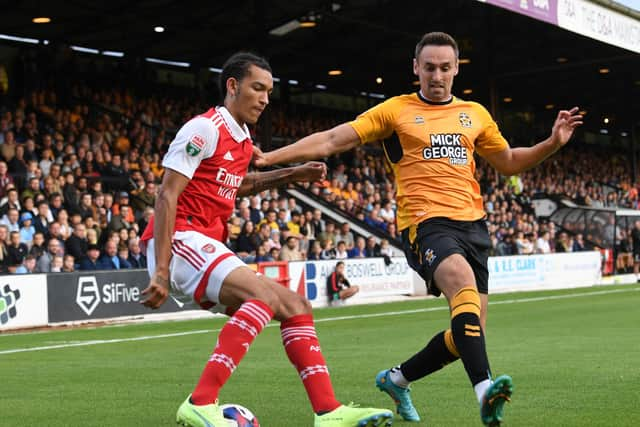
[221,403,260,427]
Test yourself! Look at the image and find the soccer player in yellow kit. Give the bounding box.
[255,32,582,425]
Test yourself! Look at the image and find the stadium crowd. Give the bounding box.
[0,77,636,274]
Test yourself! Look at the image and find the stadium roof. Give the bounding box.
[1,0,639,132]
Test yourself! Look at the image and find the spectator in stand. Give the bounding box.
[555,232,572,253]
[77,192,94,220]
[572,233,586,252]
[36,238,62,273]
[236,221,258,261]
[0,161,14,199]
[336,222,355,250]
[20,177,42,202]
[321,239,336,260]
[326,261,359,306]
[318,222,337,249]
[535,231,551,254]
[130,180,157,215]
[307,241,324,260]
[78,244,101,270]
[286,211,302,238]
[1,207,21,233]
[15,254,37,274]
[365,236,380,258]
[379,239,394,258]
[349,237,367,259]
[253,243,271,263]
[311,208,325,235]
[113,191,135,223]
[50,255,64,272]
[268,247,280,261]
[65,223,88,262]
[19,211,35,245]
[0,188,20,217]
[118,246,133,269]
[379,199,396,225]
[29,232,46,260]
[98,239,129,270]
[62,254,75,272]
[138,206,154,235]
[56,209,72,241]
[127,238,147,268]
[107,204,134,234]
[7,231,28,268]
[335,240,349,260]
[258,209,279,231]
[280,236,304,261]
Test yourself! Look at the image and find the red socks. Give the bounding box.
[191,300,273,405]
[280,314,341,414]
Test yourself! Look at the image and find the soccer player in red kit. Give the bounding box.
[140,52,393,427]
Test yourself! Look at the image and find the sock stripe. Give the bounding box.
[465,331,481,337]
[208,353,237,372]
[281,326,317,336]
[238,302,272,328]
[299,364,329,380]
[465,324,481,331]
[227,317,258,337]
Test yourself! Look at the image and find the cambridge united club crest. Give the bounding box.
[459,112,472,128]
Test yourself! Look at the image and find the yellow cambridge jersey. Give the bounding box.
[350,93,508,231]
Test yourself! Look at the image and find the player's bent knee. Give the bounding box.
[450,286,481,318]
[277,290,312,317]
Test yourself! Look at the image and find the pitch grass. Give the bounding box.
[1,284,639,426]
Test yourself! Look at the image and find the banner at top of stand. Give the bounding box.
[479,0,558,24]
[477,0,640,54]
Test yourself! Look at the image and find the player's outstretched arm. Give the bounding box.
[238,161,327,197]
[253,123,361,168]
[141,168,189,309]
[483,107,583,176]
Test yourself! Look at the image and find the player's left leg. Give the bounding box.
[259,277,392,426]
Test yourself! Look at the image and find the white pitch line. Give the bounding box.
[0,286,638,356]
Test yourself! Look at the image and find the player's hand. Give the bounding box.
[293,161,327,182]
[551,107,583,147]
[141,271,170,309]
[252,145,269,168]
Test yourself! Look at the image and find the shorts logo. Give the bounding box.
[186,134,206,156]
[202,243,216,254]
[0,284,21,325]
[459,112,472,128]
[424,248,437,266]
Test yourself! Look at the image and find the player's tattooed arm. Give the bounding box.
[238,161,327,196]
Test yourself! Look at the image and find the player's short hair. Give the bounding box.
[415,32,459,59]
[219,52,272,101]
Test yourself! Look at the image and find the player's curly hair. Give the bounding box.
[415,32,459,59]
[219,52,272,102]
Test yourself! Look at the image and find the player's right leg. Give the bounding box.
[148,232,276,426]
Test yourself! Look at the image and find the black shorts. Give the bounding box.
[401,217,491,296]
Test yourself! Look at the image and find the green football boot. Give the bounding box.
[176,395,228,427]
[314,403,394,427]
[480,375,514,426]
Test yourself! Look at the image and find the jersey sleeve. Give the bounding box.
[349,98,399,144]
[474,104,510,157]
[162,117,218,179]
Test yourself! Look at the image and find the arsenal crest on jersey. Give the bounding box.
[459,112,472,128]
[186,134,206,156]
[202,243,216,254]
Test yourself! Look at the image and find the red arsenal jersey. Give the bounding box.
[141,106,253,242]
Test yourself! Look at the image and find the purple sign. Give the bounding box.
[481,0,558,25]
